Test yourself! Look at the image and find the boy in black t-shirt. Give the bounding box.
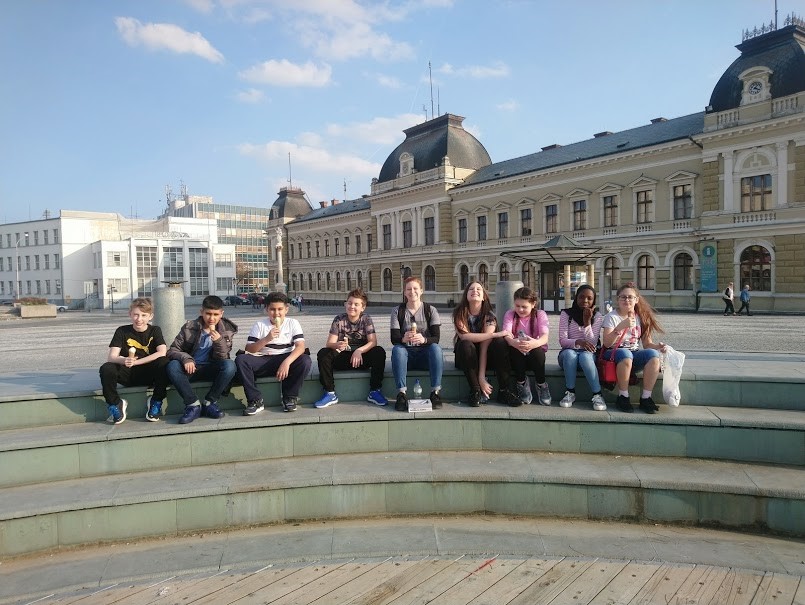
[98,297,170,424]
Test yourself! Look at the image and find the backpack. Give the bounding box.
[397,303,433,331]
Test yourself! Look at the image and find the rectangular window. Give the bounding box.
[43,231,49,244]
[546,205,558,234]
[163,247,184,282]
[573,200,587,230]
[44,254,50,269]
[355,235,361,254]
[188,247,209,296]
[216,277,230,291]
[424,217,434,245]
[36,280,41,294]
[367,233,372,251]
[521,208,532,236]
[214,253,232,267]
[477,216,487,241]
[636,190,653,223]
[297,242,302,259]
[45,279,51,294]
[54,254,60,269]
[55,279,61,294]
[383,224,392,250]
[33,231,39,245]
[109,277,129,293]
[53,229,59,244]
[741,174,771,212]
[306,242,311,258]
[402,220,412,248]
[603,195,618,227]
[5,234,9,247]
[334,238,339,256]
[136,246,158,296]
[25,256,30,270]
[458,218,467,243]
[673,184,692,219]
[498,212,508,239]
[344,237,350,254]
[315,241,320,257]
[0,258,3,271]
[26,280,31,295]
[34,255,40,270]
[325,240,330,256]
[107,251,129,267]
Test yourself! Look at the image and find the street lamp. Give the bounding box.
[108,284,117,314]
[14,232,28,301]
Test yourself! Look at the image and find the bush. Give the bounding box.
[18,297,48,306]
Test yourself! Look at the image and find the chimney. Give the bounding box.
[593,131,613,138]
[331,198,339,205]
[541,144,562,151]
[650,117,667,124]
[319,201,328,208]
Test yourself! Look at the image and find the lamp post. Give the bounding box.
[14,232,28,301]
[108,284,117,314]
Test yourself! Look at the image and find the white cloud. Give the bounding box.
[300,20,414,62]
[497,100,519,111]
[239,59,332,87]
[115,17,225,64]
[235,88,265,103]
[182,0,214,14]
[376,74,402,88]
[238,141,380,176]
[325,113,422,146]
[437,61,509,78]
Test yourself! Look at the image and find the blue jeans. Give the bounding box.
[391,343,443,390]
[558,348,601,393]
[166,358,236,406]
[613,348,660,370]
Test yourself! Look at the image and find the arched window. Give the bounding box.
[673,253,693,290]
[308,273,313,291]
[317,273,322,290]
[335,271,341,291]
[460,264,469,290]
[637,255,655,290]
[500,262,510,281]
[357,270,363,289]
[346,271,352,291]
[478,264,488,288]
[326,272,332,290]
[424,265,436,291]
[383,268,392,291]
[740,245,771,291]
[291,274,297,291]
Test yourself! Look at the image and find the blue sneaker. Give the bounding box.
[314,391,339,409]
[145,396,163,422]
[202,400,224,419]
[107,399,127,425]
[367,389,388,406]
[179,404,202,424]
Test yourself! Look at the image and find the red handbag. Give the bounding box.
[597,329,627,390]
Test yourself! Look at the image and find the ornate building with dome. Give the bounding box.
[271,18,805,313]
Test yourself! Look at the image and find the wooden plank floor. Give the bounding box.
[34,556,805,605]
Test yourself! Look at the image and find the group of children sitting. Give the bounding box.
[100,277,667,424]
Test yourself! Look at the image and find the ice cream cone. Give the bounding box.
[128,347,136,359]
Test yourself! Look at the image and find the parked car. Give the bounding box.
[56,305,68,312]
[224,295,249,306]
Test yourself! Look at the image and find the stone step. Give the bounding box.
[1,449,803,558]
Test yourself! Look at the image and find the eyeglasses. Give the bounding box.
[618,295,637,300]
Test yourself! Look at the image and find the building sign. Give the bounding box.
[136,232,191,239]
[700,244,717,292]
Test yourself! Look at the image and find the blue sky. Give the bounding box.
[0,0,798,225]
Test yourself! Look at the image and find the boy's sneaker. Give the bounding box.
[179,404,201,424]
[615,395,634,413]
[516,381,533,405]
[591,393,607,411]
[243,400,264,416]
[395,392,408,412]
[367,390,388,406]
[639,396,658,414]
[282,397,298,412]
[145,397,162,422]
[314,391,339,409]
[468,389,481,407]
[559,390,575,408]
[429,391,442,409]
[203,401,225,419]
[537,383,552,406]
[107,399,127,425]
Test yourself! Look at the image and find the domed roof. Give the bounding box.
[270,187,312,220]
[709,22,805,112]
[377,113,491,183]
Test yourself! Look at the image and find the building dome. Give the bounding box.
[270,187,312,220]
[377,113,491,183]
[709,22,805,112]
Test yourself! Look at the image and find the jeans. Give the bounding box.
[235,352,312,403]
[391,343,443,390]
[558,348,601,393]
[165,358,236,406]
[613,347,660,371]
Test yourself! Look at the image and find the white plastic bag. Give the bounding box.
[661,345,686,407]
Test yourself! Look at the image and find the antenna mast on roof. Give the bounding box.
[775,0,778,28]
[288,152,293,189]
[343,178,347,199]
[428,61,434,119]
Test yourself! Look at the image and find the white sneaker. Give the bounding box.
[559,390,575,408]
[592,393,607,411]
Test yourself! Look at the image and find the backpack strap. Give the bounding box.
[399,303,433,330]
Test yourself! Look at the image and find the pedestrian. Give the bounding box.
[502,286,552,406]
[164,295,237,424]
[557,284,607,411]
[722,282,736,315]
[737,284,752,316]
[601,282,667,414]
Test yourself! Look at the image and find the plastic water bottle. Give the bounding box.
[412,379,423,399]
[518,330,528,355]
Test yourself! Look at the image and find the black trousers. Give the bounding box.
[317,346,387,392]
[509,347,547,383]
[454,337,512,392]
[99,357,170,405]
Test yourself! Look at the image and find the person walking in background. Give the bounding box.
[557,284,607,411]
[452,281,518,407]
[722,282,736,316]
[502,287,552,406]
[737,284,752,316]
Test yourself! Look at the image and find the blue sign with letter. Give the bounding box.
[700,244,717,292]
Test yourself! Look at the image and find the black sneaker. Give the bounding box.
[501,387,523,407]
[395,391,408,411]
[639,396,658,414]
[243,400,264,416]
[615,395,634,413]
[429,391,442,409]
[282,397,298,412]
[468,389,481,407]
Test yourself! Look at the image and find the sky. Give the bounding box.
[0,0,799,225]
